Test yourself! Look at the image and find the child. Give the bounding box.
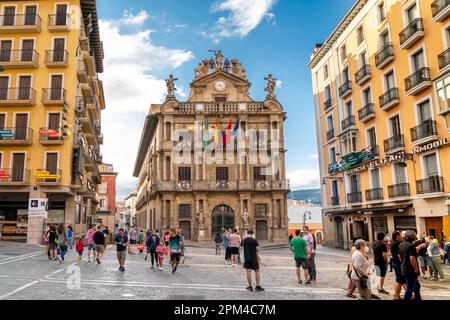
[137,242,145,254]
[156,240,166,271]
[76,237,84,262]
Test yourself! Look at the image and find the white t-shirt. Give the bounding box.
[351,251,370,281]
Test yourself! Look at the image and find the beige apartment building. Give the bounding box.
[133,52,290,241]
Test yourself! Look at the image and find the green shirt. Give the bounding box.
[290,237,307,259]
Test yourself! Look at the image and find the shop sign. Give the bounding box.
[35,171,61,179]
[28,198,48,218]
[412,138,449,155]
[0,129,15,138]
[328,146,377,174]
[0,170,11,179]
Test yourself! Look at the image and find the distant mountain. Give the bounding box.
[288,189,322,205]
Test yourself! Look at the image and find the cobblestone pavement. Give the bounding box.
[0,241,449,300]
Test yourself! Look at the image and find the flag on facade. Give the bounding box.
[203,118,209,147]
[231,117,240,136]
[223,119,232,144]
[214,117,219,145]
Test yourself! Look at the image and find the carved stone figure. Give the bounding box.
[195,60,211,78]
[230,59,246,77]
[264,73,277,99]
[242,209,249,227]
[223,58,231,73]
[209,49,223,70]
[197,210,205,227]
[165,74,178,98]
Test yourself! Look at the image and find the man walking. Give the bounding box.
[290,229,310,285]
[372,232,389,294]
[93,225,106,264]
[86,224,96,263]
[390,231,406,300]
[229,228,241,266]
[222,229,231,264]
[303,226,316,284]
[147,230,160,270]
[114,228,129,272]
[399,230,421,301]
[243,229,264,292]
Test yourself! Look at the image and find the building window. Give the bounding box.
[394,163,407,184]
[216,167,229,181]
[367,127,377,147]
[330,146,337,164]
[253,167,266,181]
[178,204,191,219]
[178,167,191,181]
[357,26,364,45]
[359,51,367,68]
[324,85,331,102]
[417,100,432,123]
[378,2,386,23]
[323,64,329,79]
[340,131,358,155]
[435,76,450,117]
[412,49,425,72]
[345,100,353,117]
[100,199,105,208]
[327,115,334,131]
[406,3,418,23]
[340,45,347,62]
[342,66,349,83]
[370,168,381,188]
[384,70,396,90]
[255,204,267,217]
[349,174,360,193]
[379,30,390,47]
[389,115,402,137]
[362,87,372,105]
[423,153,438,177]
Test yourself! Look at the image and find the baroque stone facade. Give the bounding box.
[133,51,289,241]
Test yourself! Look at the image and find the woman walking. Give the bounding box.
[48,225,58,260]
[67,225,74,250]
[56,223,69,263]
[214,232,222,255]
[351,239,375,300]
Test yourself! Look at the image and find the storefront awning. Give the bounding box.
[325,203,413,217]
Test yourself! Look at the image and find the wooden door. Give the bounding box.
[53,38,65,62]
[12,153,25,182]
[256,220,268,241]
[47,113,60,141]
[55,5,67,25]
[3,7,15,26]
[18,76,31,100]
[179,221,191,240]
[426,217,443,243]
[21,39,34,62]
[14,113,28,140]
[0,40,12,62]
[50,75,63,100]
[24,6,37,25]
[45,153,58,175]
[0,77,8,100]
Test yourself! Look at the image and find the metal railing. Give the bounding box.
[326,129,335,140]
[384,134,405,153]
[178,101,265,113]
[416,176,445,194]
[0,49,39,63]
[379,87,399,109]
[0,14,42,28]
[341,115,355,131]
[323,98,332,111]
[0,168,30,183]
[410,119,437,142]
[432,0,450,18]
[42,88,66,102]
[39,127,64,142]
[365,188,384,201]
[331,196,340,206]
[438,48,450,70]
[347,192,362,204]
[48,14,70,28]
[45,50,69,63]
[399,18,424,46]
[150,180,290,193]
[358,103,375,121]
[355,65,371,84]
[338,80,352,97]
[388,183,410,198]
[0,87,36,101]
[375,42,394,67]
[0,127,32,143]
[405,67,430,92]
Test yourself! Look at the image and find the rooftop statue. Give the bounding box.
[194,59,211,78]
[165,74,178,99]
[231,59,246,78]
[209,49,223,71]
[264,73,277,100]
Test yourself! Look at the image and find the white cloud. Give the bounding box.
[287,169,320,190]
[205,0,278,43]
[98,11,194,199]
[308,153,318,160]
[275,79,282,88]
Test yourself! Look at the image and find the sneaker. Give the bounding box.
[255,286,265,292]
[246,286,253,291]
[121,267,125,272]
[298,280,303,285]
[371,294,381,300]
[378,289,389,295]
[96,258,101,264]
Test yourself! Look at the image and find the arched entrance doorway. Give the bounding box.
[212,205,234,236]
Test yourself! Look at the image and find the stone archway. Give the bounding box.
[211,204,234,236]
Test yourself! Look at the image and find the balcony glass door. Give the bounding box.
[55,5,67,26]
[367,127,377,147]
[3,7,15,26]
[0,114,5,141]
[0,77,8,100]
[21,39,34,62]
[50,75,63,100]
[48,113,60,141]
[24,6,37,26]
[53,38,65,62]
[12,153,25,182]
[0,40,12,62]
[18,76,31,100]
[394,163,407,184]
[390,115,401,137]
[418,100,431,123]
[350,174,360,193]
[14,113,27,140]
[45,153,58,175]
[407,4,418,23]
[370,168,381,188]
[424,153,438,178]
[412,49,424,72]
[385,71,395,90]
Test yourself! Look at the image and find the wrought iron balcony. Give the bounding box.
[416,176,445,194]
[375,43,394,68]
[323,98,332,111]
[358,103,375,122]
[0,49,39,68]
[0,14,42,32]
[331,196,340,206]
[0,168,30,185]
[48,14,70,30]
[438,48,450,71]
[388,183,410,198]
[347,192,362,204]
[326,128,335,141]
[338,80,352,98]
[45,50,69,67]
[384,134,405,153]
[355,64,371,85]
[410,119,437,144]
[405,67,431,95]
[341,115,355,131]
[432,0,450,22]
[379,87,399,111]
[0,87,36,106]
[0,127,32,145]
[399,18,424,49]
[365,188,384,201]
[42,88,66,105]
[39,127,64,145]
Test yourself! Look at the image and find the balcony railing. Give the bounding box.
[0,168,30,184]
[151,180,290,193]
[375,43,394,68]
[410,119,437,143]
[355,65,371,85]
[358,103,375,122]
[45,50,69,66]
[48,14,70,29]
[178,101,265,113]
[331,196,340,206]
[384,134,405,153]
[431,0,450,21]
[388,183,410,198]
[347,191,362,204]
[0,127,32,144]
[338,80,352,98]
[0,14,42,31]
[365,188,384,201]
[0,49,39,67]
[326,129,335,140]
[42,88,66,104]
[323,98,332,111]
[416,176,445,194]
[399,18,424,48]
[35,169,62,185]
[39,127,64,144]
[438,48,450,71]
[379,87,399,110]
[405,67,431,94]
[341,115,355,131]
[0,87,36,105]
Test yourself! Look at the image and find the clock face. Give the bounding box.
[214,80,226,92]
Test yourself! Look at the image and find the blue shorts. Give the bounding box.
[87,243,95,250]
[77,251,83,256]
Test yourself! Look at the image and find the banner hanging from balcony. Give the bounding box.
[38,129,61,138]
[35,171,61,179]
[328,145,377,174]
[0,170,11,179]
[0,129,15,138]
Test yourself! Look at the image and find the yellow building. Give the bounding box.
[0,0,105,243]
[308,0,450,249]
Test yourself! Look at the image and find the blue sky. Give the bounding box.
[96,0,355,199]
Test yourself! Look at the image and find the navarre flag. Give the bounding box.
[213,117,219,145]
[203,118,210,147]
[223,119,232,144]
